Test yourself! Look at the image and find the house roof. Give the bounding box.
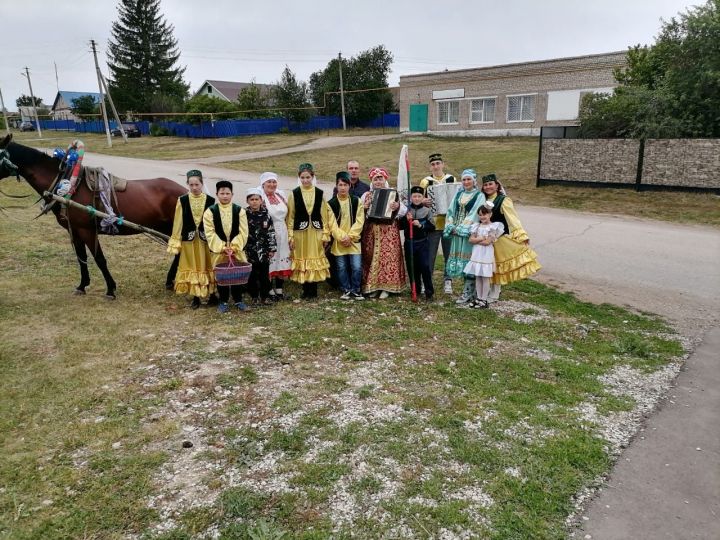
[195,80,274,102]
[52,91,101,111]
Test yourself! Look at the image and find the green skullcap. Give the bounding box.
[482,173,497,184]
[298,162,314,174]
[186,169,203,179]
[336,171,351,182]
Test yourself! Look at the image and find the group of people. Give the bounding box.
[167,153,541,313]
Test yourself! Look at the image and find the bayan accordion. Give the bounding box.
[427,182,461,215]
[368,188,398,221]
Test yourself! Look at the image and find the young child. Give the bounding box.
[244,187,277,306]
[402,186,436,301]
[203,180,249,313]
[463,201,504,308]
[328,171,365,300]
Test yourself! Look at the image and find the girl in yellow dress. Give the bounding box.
[480,173,541,302]
[286,163,333,299]
[167,170,216,309]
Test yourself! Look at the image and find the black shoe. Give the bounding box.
[190,297,201,310]
[165,282,174,291]
[206,295,219,307]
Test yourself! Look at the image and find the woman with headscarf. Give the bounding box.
[258,171,292,300]
[286,163,333,299]
[360,167,407,298]
[444,168,486,305]
[480,173,541,302]
[167,169,217,309]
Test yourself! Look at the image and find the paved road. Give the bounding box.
[76,152,720,538]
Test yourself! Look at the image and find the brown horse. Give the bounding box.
[0,134,185,298]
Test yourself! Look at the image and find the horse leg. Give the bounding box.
[72,236,91,295]
[166,254,180,290]
[81,230,117,299]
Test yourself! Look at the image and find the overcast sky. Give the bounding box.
[0,0,701,109]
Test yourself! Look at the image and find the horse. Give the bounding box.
[0,134,184,298]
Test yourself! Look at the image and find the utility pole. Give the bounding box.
[338,52,346,131]
[54,61,60,93]
[90,39,112,147]
[0,85,10,135]
[100,73,127,143]
[21,67,42,138]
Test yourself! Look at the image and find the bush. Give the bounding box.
[150,124,171,137]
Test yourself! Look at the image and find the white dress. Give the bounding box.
[262,191,293,279]
[463,222,505,277]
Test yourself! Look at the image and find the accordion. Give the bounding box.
[368,188,398,221]
[427,182,461,215]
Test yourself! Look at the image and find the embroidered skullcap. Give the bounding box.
[410,186,424,195]
[216,180,233,192]
[428,153,443,163]
[298,162,314,174]
[186,169,202,179]
[482,173,497,184]
[336,171,351,183]
[483,200,495,210]
[461,168,477,180]
[246,187,263,199]
[368,167,389,180]
[259,171,278,185]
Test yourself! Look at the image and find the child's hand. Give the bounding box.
[223,247,234,256]
[413,219,421,227]
[340,235,352,247]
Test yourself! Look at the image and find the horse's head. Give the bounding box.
[0,148,20,181]
[0,134,11,149]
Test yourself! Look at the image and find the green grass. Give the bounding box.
[0,183,684,539]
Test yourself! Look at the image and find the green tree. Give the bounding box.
[71,95,99,117]
[309,45,395,124]
[274,66,311,122]
[184,94,238,123]
[15,94,43,108]
[580,0,720,138]
[236,82,270,119]
[107,0,189,114]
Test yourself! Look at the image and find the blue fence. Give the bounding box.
[34,113,399,138]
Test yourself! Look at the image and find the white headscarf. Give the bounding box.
[258,171,286,205]
[246,187,263,199]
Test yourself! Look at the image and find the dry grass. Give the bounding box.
[221,135,720,227]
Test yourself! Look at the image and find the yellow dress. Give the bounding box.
[330,195,365,256]
[286,185,332,283]
[167,193,215,298]
[202,202,249,268]
[486,194,541,285]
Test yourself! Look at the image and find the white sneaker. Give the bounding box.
[340,292,351,300]
[379,291,389,299]
[350,292,365,301]
[455,291,474,304]
[444,280,453,294]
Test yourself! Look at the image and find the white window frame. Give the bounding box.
[437,99,460,125]
[506,93,537,123]
[469,96,497,124]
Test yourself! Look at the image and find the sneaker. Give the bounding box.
[476,299,489,309]
[420,284,425,295]
[234,301,248,311]
[425,294,434,302]
[455,291,474,305]
[350,292,365,301]
[340,292,352,300]
[444,280,453,294]
[217,302,230,314]
[378,291,389,299]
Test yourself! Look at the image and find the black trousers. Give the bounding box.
[217,284,243,303]
[247,260,271,300]
[404,238,435,297]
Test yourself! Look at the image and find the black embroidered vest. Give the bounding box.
[180,194,215,241]
[209,203,241,243]
[328,195,359,227]
[292,187,324,230]
[489,195,508,236]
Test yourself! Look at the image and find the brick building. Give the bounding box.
[398,51,626,136]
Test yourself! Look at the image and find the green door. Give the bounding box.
[409,104,428,132]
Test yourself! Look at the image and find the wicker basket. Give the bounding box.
[214,256,252,286]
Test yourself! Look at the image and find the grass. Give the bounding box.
[221,135,720,227]
[0,181,684,539]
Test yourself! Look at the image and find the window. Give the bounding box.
[207,86,212,94]
[470,98,496,123]
[507,94,536,122]
[437,100,459,124]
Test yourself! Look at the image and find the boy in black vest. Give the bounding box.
[328,172,365,300]
[403,186,436,300]
[244,188,277,306]
[202,180,249,313]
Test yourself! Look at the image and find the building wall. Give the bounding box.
[399,52,625,136]
[539,138,720,190]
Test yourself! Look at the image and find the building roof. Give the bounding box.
[52,91,102,111]
[399,51,627,85]
[195,80,275,102]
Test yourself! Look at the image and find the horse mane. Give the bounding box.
[7,141,59,168]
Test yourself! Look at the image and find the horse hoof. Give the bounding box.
[104,294,117,300]
[73,289,86,296]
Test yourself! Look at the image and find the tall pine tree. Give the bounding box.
[107,0,189,114]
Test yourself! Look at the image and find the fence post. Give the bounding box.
[536,126,545,188]
[635,138,645,191]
